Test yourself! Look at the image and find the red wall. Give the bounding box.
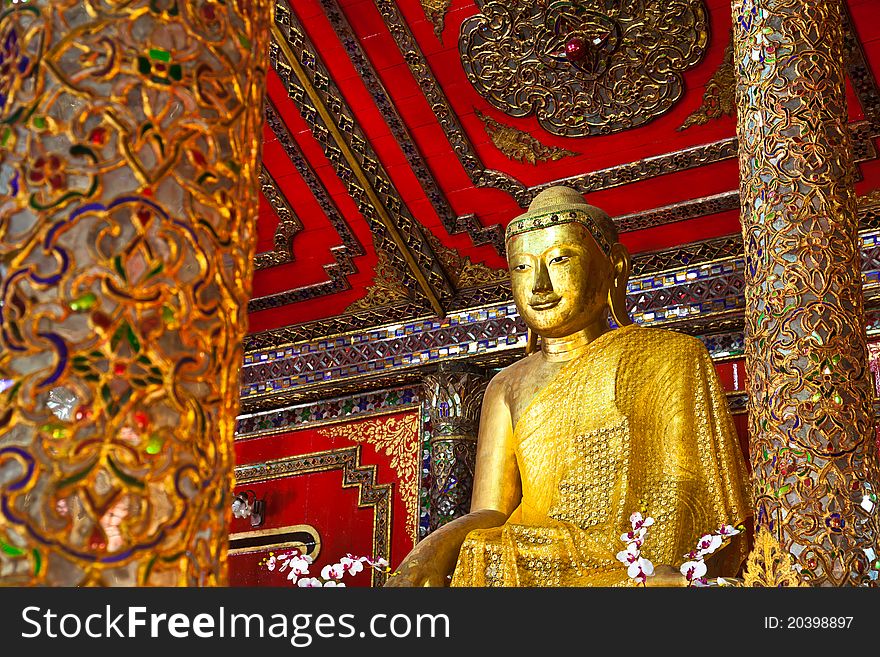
[230,411,419,587]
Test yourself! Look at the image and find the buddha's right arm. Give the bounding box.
[383,510,509,586]
[384,376,521,587]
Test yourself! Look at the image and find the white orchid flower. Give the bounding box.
[297,577,323,588]
[629,512,655,530]
[321,563,346,580]
[680,559,708,582]
[628,558,654,585]
[619,526,647,544]
[616,550,635,565]
[627,557,654,580]
[616,540,642,564]
[281,554,312,583]
[340,557,364,575]
[695,533,723,556]
[323,581,346,587]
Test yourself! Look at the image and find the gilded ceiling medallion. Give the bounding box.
[459,0,709,137]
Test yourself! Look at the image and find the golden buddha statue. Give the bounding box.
[388,186,751,587]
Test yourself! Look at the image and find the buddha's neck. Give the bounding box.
[540,320,609,363]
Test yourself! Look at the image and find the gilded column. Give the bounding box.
[734,0,880,585]
[0,0,269,585]
[422,364,489,533]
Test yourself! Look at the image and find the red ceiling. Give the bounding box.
[249,0,880,333]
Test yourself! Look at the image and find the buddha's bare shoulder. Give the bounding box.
[490,350,545,389]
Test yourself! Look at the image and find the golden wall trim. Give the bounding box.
[235,446,393,586]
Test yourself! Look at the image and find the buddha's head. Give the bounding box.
[505,186,631,339]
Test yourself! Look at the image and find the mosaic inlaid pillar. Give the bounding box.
[733,0,880,585]
[422,364,489,533]
[0,0,269,585]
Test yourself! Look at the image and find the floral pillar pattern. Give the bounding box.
[0,0,269,585]
[422,364,489,533]
[734,0,880,585]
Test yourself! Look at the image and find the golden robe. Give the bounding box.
[451,325,751,587]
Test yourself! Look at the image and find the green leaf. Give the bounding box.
[125,324,141,352]
[55,459,98,490]
[145,262,164,279]
[107,457,145,489]
[149,48,171,63]
[0,541,25,557]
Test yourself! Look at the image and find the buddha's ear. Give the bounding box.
[525,328,538,355]
[608,243,632,327]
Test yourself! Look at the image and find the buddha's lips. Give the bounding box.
[529,298,561,310]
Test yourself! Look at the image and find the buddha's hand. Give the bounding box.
[383,553,448,588]
[383,510,508,587]
[645,564,689,587]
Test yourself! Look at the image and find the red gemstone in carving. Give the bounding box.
[564,37,587,62]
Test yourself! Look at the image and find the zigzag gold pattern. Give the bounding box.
[319,414,421,544]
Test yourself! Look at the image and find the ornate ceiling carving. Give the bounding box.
[254,165,303,270]
[678,38,735,132]
[420,0,453,40]
[246,0,880,348]
[459,1,710,137]
[476,110,577,165]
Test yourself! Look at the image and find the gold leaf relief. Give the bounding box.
[423,229,509,289]
[741,528,805,587]
[319,415,421,544]
[476,110,578,166]
[462,1,709,137]
[421,0,453,39]
[345,249,411,312]
[858,189,880,208]
[678,37,735,131]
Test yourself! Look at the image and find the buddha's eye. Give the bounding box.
[513,263,531,271]
[549,255,569,265]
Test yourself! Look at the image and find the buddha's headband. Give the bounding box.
[504,207,614,256]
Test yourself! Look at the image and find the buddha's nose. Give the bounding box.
[532,261,553,295]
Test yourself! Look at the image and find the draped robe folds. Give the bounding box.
[451,325,752,587]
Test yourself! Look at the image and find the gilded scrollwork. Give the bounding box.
[741,528,804,587]
[734,0,880,585]
[459,0,709,137]
[423,230,509,290]
[345,249,414,313]
[0,0,269,585]
[421,0,452,40]
[319,415,421,544]
[476,110,577,165]
[679,38,735,131]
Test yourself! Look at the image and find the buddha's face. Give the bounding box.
[507,223,613,338]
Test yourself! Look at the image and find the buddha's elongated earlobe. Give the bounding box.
[608,243,633,327]
[525,328,538,355]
